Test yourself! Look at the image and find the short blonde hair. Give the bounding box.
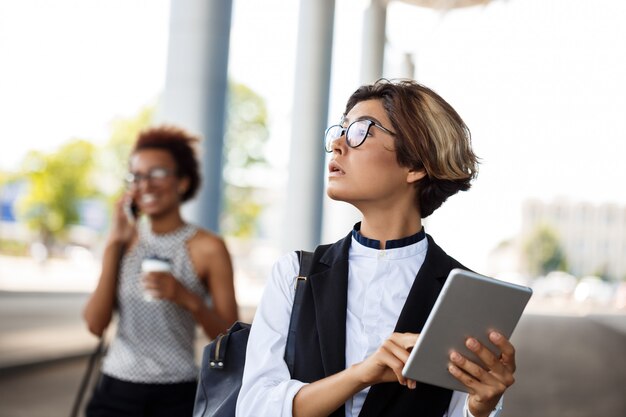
[344,79,479,217]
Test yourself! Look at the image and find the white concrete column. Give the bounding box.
[401,52,416,79]
[283,0,336,252]
[158,0,233,232]
[360,0,387,84]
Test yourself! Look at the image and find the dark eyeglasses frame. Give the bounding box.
[124,167,174,188]
[324,119,396,153]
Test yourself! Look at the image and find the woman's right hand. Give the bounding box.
[292,332,420,417]
[108,195,137,245]
[352,332,419,389]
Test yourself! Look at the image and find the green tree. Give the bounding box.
[221,82,270,238]
[523,224,568,276]
[16,140,98,247]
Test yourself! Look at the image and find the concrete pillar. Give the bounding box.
[283,0,336,252]
[158,0,233,232]
[401,52,416,79]
[360,0,387,84]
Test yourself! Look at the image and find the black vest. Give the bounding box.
[291,231,467,417]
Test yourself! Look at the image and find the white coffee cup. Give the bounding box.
[140,257,172,301]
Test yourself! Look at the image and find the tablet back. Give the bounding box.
[402,268,532,392]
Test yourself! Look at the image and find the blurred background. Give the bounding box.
[0,0,625,416]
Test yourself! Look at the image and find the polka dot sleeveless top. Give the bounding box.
[102,223,209,383]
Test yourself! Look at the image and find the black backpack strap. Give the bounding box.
[70,335,106,417]
[284,250,313,375]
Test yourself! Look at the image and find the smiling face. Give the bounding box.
[128,148,189,218]
[326,99,423,212]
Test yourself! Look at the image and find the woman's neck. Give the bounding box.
[148,210,185,234]
[359,213,422,250]
[351,187,423,249]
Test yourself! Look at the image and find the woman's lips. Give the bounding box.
[140,194,157,204]
[328,161,345,176]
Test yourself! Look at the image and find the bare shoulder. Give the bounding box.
[187,228,230,258]
[186,228,233,282]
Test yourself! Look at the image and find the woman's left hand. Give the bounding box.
[448,331,516,417]
[142,271,186,304]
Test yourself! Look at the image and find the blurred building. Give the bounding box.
[522,199,626,280]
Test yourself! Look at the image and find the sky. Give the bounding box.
[1,0,625,273]
[0,0,170,161]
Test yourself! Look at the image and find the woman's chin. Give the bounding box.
[326,188,351,204]
[326,188,341,201]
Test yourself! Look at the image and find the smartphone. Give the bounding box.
[123,200,140,224]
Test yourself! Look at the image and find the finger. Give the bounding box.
[449,350,502,387]
[489,332,517,373]
[142,272,162,288]
[464,338,515,387]
[447,363,476,395]
[451,361,506,414]
[448,358,506,400]
[125,189,137,200]
[451,350,515,394]
[465,337,501,372]
[369,334,418,389]
[147,271,172,281]
[387,333,421,389]
[388,332,419,351]
[380,339,412,378]
[142,278,157,290]
[113,199,126,220]
[376,346,409,386]
[406,378,417,390]
[382,338,412,364]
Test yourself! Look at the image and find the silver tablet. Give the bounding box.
[402,268,532,392]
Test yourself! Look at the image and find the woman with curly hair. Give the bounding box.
[84,125,238,416]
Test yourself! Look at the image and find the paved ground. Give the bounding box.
[0,291,97,370]
[0,357,94,417]
[505,313,626,417]
[0,290,254,417]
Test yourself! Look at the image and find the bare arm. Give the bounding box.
[83,197,136,337]
[144,231,238,339]
[184,234,238,338]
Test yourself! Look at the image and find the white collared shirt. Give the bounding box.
[236,236,502,417]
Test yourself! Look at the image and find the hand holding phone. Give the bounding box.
[123,199,140,225]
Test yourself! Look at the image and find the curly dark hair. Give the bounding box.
[132,125,201,202]
[344,79,479,218]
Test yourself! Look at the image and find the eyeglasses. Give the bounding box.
[324,119,396,153]
[124,167,173,188]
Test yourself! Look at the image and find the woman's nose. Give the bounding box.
[330,132,346,154]
[137,177,153,192]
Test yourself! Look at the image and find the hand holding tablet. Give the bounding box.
[402,268,532,393]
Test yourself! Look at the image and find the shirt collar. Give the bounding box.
[351,222,426,250]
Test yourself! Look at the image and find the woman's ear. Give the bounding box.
[177,177,190,196]
[407,169,426,184]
